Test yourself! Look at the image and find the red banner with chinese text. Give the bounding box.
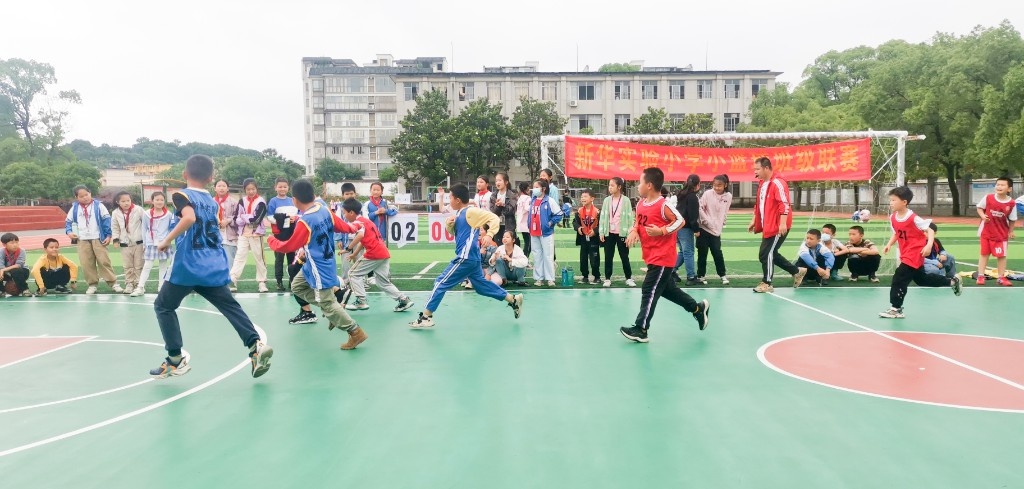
[564,136,871,182]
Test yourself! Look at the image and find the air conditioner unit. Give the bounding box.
[568,100,578,107]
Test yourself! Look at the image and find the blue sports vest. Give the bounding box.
[298,203,340,290]
[168,188,230,287]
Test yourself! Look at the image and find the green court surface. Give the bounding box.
[19,213,1024,293]
[1,286,1022,488]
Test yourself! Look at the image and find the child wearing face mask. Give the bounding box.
[821,223,848,282]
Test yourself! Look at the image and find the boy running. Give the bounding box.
[409,184,524,329]
[975,176,1017,286]
[151,155,273,378]
[337,198,415,313]
[879,186,962,319]
[620,168,710,343]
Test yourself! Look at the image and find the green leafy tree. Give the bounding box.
[452,98,511,181]
[598,63,640,73]
[510,97,567,179]
[316,157,364,183]
[46,161,101,199]
[801,46,877,105]
[624,108,716,145]
[378,166,399,182]
[0,58,81,156]
[973,63,1024,176]
[391,89,456,185]
[0,162,48,200]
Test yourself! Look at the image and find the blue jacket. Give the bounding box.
[365,198,398,243]
[797,242,834,270]
[65,200,112,242]
[526,196,564,237]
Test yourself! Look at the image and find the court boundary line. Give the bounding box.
[766,293,1024,393]
[0,336,96,369]
[757,330,1024,414]
[0,302,267,458]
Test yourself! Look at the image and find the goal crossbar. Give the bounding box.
[540,131,923,186]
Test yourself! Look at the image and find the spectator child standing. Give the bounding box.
[526,179,564,287]
[879,186,962,319]
[975,176,1017,286]
[65,185,119,294]
[364,181,398,247]
[135,191,176,296]
[267,177,295,291]
[111,191,146,295]
[515,182,533,257]
[674,174,701,285]
[214,180,239,270]
[230,178,270,292]
[31,238,78,295]
[473,176,493,212]
[696,174,732,285]
[1,233,31,297]
[599,177,636,287]
[490,172,517,242]
[572,189,601,284]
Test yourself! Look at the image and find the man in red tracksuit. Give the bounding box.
[748,157,806,293]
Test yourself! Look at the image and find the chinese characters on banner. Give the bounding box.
[564,136,872,182]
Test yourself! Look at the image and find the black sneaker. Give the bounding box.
[620,325,649,343]
[685,277,702,286]
[288,310,318,324]
[693,299,711,331]
[394,297,415,312]
[276,281,285,292]
[671,272,682,283]
[54,285,70,294]
[334,287,350,304]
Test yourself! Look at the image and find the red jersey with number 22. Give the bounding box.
[636,197,677,268]
[890,210,929,269]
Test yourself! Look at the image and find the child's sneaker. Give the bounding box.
[976,275,986,285]
[346,298,369,310]
[849,275,859,282]
[602,279,611,287]
[508,293,524,319]
[21,290,33,297]
[547,280,556,287]
[997,277,1013,287]
[36,289,47,297]
[752,282,774,293]
[150,351,192,378]
[366,276,376,287]
[625,278,637,287]
[693,299,711,331]
[249,341,273,378]
[869,275,880,283]
[879,307,905,319]
[340,326,368,350]
[229,283,238,293]
[792,268,807,288]
[394,297,415,312]
[86,285,97,295]
[54,285,70,294]
[409,312,435,329]
[276,281,286,291]
[130,286,144,297]
[951,275,963,296]
[534,280,544,287]
[288,310,318,324]
[619,325,649,343]
[112,283,124,293]
[258,282,270,293]
[721,276,730,285]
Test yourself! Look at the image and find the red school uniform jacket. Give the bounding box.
[753,176,794,238]
[352,215,390,260]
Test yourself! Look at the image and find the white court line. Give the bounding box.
[767,293,1024,393]
[411,260,439,279]
[0,301,268,458]
[0,336,96,369]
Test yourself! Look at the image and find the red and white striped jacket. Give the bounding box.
[753,176,793,238]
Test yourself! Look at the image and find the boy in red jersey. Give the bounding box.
[975,176,1017,286]
[620,168,710,343]
[880,186,962,319]
[338,198,415,313]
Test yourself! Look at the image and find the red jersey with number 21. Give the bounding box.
[890,210,929,269]
[636,197,677,268]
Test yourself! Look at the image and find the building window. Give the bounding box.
[312,113,325,126]
[752,78,768,98]
[641,81,658,100]
[724,113,740,132]
[669,81,684,99]
[541,82,558,101]
[614,81,631,100]
[570,114,602,134]
[572,81,597,101]
[670,113,686,125]
[459,83,475,101]
[724,79,740,99]
[377,113,397,127]
[614,114,631,133]
[487,82,502,100]
[514,82,530,99]
[311,79,323,91]
[312,96,323,108]
[313,130,325,142]
[404,82,419,101]
[697,80,713,99]
[331,146,341,155]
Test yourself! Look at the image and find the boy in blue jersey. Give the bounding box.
[409,184,524,329]
[268,179,368,350]
[268,177,295,291]
[151,155,273,378]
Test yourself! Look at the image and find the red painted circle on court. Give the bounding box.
[759,332,1024,412]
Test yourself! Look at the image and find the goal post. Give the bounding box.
[539,130,924,187]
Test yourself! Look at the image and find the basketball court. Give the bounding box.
[1,286,1021,487]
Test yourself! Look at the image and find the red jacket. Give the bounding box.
[753,176,793,238]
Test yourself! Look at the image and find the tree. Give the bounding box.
[598,63,640,73]
[0,162,48,201]
[451,99,511,181]
[378,166,399,182]
[801,46,877,105]
[391,89,456,185]
[0,58,81,156]
[46,161,101,200]
[743,84,864,133]
[624,108,715,144]
[510,97,567,180]
[217,153,304,192]
[315,157,364,183]
[0,94,16,140]
[974,63,1024,176]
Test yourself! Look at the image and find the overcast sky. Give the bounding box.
[3,0,1019,163]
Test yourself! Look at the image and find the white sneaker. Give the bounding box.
[130,286,145,297]
[229,283,237,293]
[625,278,637,287]
[366,276,376,287]
[258,282,270,293]
[721,276,730,285]
[603,279,611,287]
[112,284,124,293]
[86,285,97,295]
